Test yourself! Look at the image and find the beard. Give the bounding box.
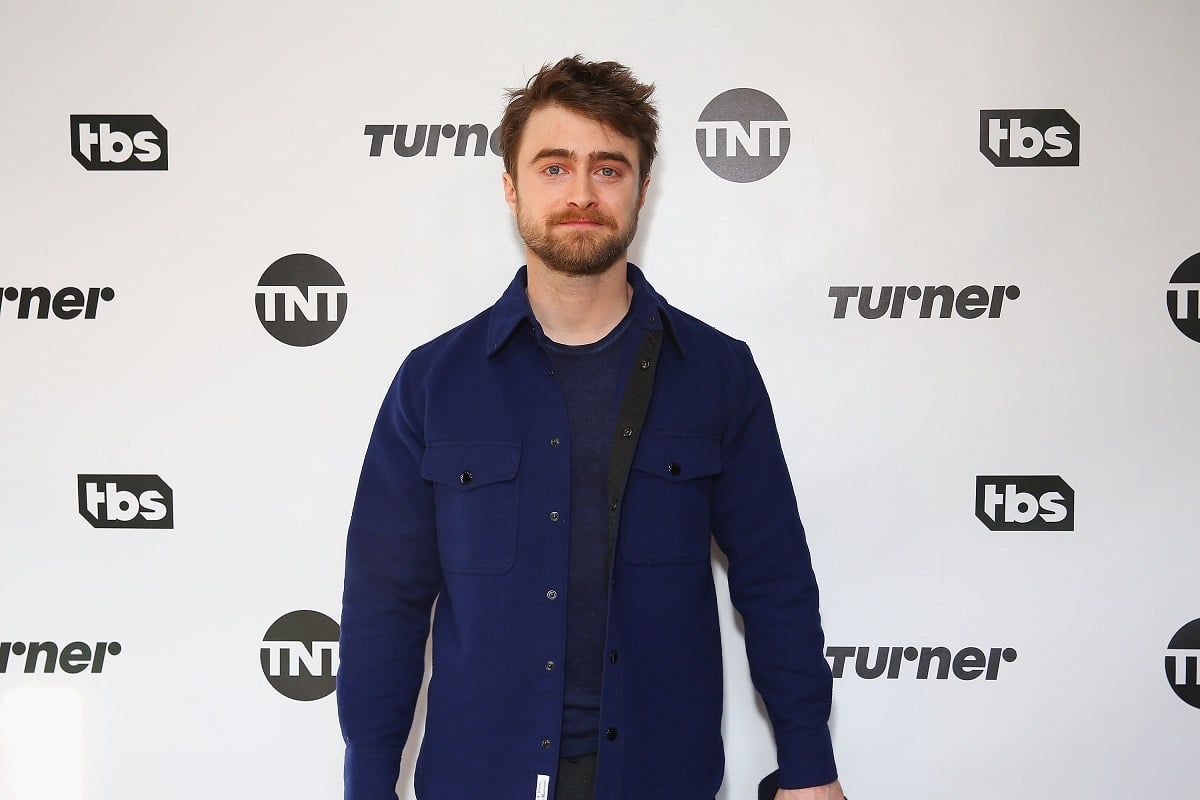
[515,204,639,277]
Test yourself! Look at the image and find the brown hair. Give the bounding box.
[500,55,659,183]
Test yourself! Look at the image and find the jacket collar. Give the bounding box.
[486,263,684,358]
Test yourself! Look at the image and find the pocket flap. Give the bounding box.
[630,432,721,481]
[421,441,522,489]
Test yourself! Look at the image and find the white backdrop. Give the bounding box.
[2,1,1199,798]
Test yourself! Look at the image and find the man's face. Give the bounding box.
[503,104,650,277]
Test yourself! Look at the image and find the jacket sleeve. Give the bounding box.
[338,356,442,799]
[709,340,838,790]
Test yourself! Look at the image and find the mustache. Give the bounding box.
[548,209,617,226]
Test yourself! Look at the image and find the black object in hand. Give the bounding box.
[757,771,847,800]
[758,770,779,800]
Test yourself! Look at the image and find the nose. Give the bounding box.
[566,171,597,209]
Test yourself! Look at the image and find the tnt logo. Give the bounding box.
[1166,252,1200,343]
[980,109,1079,167]
[255,254,348,347]
[77,474,173,530]
[975,475,1074,532]
[261,610,340,701]
[1166,618,1200,709]
[70,115,168,171]
[696,88,790,183]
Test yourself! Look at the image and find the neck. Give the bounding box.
[526,257,632,346]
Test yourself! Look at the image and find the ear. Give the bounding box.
[502,172,518,216]
[638,174,651,209]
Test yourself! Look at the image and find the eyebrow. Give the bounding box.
[528,148,632,168]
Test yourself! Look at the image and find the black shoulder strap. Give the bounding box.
[604,328,663,579]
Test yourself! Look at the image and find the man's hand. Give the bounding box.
[776,779,846,800]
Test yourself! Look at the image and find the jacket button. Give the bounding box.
[640,359,651,370]
[606,727,618,741]
[621,427,633,438]
[549,511,561,522]
[609,500,618,512]
[667,462,680,476]
[546,589,557,600]
[609,650,618,663]
[459,471,473,484]
[548,369,555,377]
[545,660,555,671]
[550,437,560,447]
[541,738,551,748]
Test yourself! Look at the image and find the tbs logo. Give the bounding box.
[980,109,1079,167]
[975,476,1074,532]
[71,115,168,171]
[261,610,340,701]
[77,474,173,529]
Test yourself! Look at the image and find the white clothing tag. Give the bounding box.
[535,773,550,800]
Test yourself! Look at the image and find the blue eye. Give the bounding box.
[599,167,616,177]
[546,165,563,175]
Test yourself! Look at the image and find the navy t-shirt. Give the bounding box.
[542,309,632,757]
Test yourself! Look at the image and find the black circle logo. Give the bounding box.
[1166,618,1200,709]
[260,610,340,701]
[255,254,348,347]
[695,88,791,183]
[1167,253,1200,343]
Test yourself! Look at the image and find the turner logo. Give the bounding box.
[1166,618,1200,709]
[826,645,1018,680]
[696,88,790,183]
[365,123,501,157]
[261,610,340,701]
[980,109,1079,167]
[0,640,122,674]
[255,254,348,347]
[1166,252,1200,343]
[829,285,1021,319]
[975,475,1074,532]
[0,286,114,320]
[77,474,173,530]
[71,115,168,171]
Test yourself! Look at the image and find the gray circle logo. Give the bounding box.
[260,610,340,701]
[1167,253,1200,343]
[696,88,790,183]
[255,254,348,347]
[1166,618,1200,709]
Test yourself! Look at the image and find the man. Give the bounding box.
[338,56,845,800]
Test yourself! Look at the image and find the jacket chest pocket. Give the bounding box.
[619,432,722,565]
[421,441,521,575]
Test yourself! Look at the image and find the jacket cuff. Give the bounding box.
[776,726,838,790]
[343,746,403,800]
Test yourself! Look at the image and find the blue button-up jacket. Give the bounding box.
[338,265,837,799]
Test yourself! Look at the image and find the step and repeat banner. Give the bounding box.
[2,1,1198,798]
